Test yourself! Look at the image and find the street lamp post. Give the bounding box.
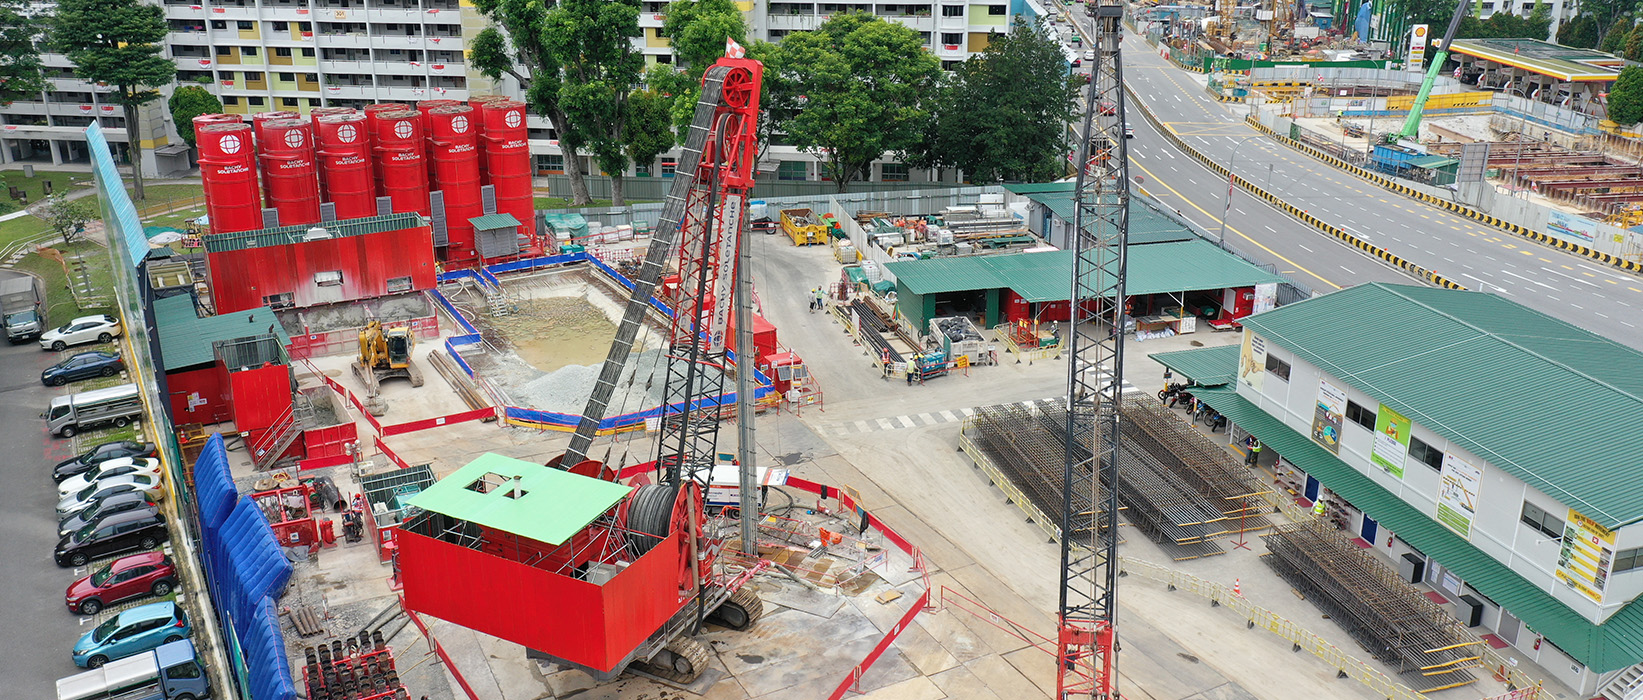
[1217,135,1268,249]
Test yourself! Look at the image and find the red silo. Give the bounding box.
[316,113,376,220]
[198,123,262,235]
[310,106,356,118]
[251,110,300,149]
[417,100,460,182]
[426,105,483,263]
[259,118,322,227]
[192,114,241,134]
[467,96,502,185]
[373,109,431,217]
[481,100,532,238]
[364,104,407,195]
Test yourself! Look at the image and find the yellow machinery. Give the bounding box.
[352,319,424,415]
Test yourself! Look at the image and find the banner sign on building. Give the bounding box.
[1436,452,1482,538]
[1370,404,1412,478]
[1252,283,1278,315]
[1547,209,1598,243]
[1238,331,1266,393]
[1556,508,1617,605]
[1406,24,1430,68]
[1310,379,1347,454]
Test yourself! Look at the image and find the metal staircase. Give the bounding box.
[1600,664,1643,700]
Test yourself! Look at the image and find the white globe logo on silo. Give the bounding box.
[505,110,521,128]
[394,121,414,139]
[284,129,304,148]
[337,124,357,143]
[220,134,242,154]
[451,115,469,133]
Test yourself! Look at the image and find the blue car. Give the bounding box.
[72,601,192,668]
[42,351,125,386]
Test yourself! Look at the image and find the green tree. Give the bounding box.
[0,0,44,105]
[51,0,175,200]
[41,194,94,243]
[1601,15,1632,53]
[655,0,749,136]
[166,85,222,149]
[1608,65,1643,124]
[1628,23,1643,59]
[469,0,594,205]
[1557,13,1602,48]
[542,0,647,206]
[626,87,677,178]
[761,13,940,191]
[918,20,1079,182]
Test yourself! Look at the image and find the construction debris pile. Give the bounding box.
[1428,138,1642,220]
[1263,520,1481,691]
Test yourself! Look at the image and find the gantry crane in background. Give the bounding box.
[1064,0,1129,697]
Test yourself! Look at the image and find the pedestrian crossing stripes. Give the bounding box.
[826,382,1143,437]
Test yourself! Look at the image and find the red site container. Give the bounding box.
[373,109,431,217]
[426,105,483,263]
[197,123,263,235]
[251,110,300,149]
[315,113,377,221]
[259,118,322,227]
[481,100,532,239]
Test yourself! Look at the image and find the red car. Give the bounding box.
[65,552,177,615]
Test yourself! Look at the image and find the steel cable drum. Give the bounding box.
[315,113,377,220]
[426,105,484,264]
[372,109,432,217]
[197,122,263,235]
[480,100,532,239]
[260,118,323,227]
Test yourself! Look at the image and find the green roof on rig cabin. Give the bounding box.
[468,213,521,232]
[405,453,633,547]
[202,212,427,253]
[152,294,292,372]
[1241,282,1643,530]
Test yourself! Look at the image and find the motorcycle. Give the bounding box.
[1160,382,1195,409]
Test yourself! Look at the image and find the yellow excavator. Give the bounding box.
[353,319,423,415]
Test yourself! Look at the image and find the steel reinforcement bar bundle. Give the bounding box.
[1035,403,1231,560]
[1262,521,1480,691]
[971,403,1100,537]
[847,299,905,364]
[1123,398,1272,525]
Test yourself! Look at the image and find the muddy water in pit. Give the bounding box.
[494,296,618,372]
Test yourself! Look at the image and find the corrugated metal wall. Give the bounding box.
[205,225,437,314]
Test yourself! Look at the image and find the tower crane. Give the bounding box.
[1063,0,1130,697]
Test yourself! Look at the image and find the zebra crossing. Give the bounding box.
[825,376,1144,437]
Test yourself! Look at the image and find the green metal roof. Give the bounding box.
[1242,283,1643,529]
[1404,155,1458,169]
[1150,344,1238,387]
[152,294,292,372]
[406,453,633,547]
[886,239,1285,303]
[202,212,427,253]
[1193,384,1643,672]
[468,213,521,231]
[1021,187,1197,246]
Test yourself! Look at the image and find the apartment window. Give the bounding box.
[537,153,564,173]
[1614,547,1643,574]
[301,47,316,57]
[215,45,231,55]
[661,159,677,177]
[242,46,258,56]
[273,21,288,30]
[1407,436,1444,471]
[297,22,312,32]
[1264,354,1291,381]
[881,163,910,182]
[776,160,807,181]
[211,20,227,29]
[941,5,963,15]
[278,72,295,81]
[244,71,263,80]
[223,96,240,105]
[987,4,1005,13]
[275,47,292,56]
[940,32,961,45]
[1345,401,1375,430]
[237,20,254,29]
[385,275,413,293]
[634,162,652,177]
[315,270,344,287]
[1520,501,1565,539]
[281,97,298,107]
[247,96,265,106]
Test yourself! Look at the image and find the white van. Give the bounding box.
[45,383,142,438]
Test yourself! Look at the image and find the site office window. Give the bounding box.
[1263,353,1291,382]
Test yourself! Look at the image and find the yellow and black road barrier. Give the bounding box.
[1242,116,1643,276]
[1123,83,1468,290]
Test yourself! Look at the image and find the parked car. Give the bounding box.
[40,314,121,352]
[71,601,191,668]
[54,509,168,568]
[1084,49,1095,61]
[42,351,125,386]
[53,440,158,483]
[57,458,163,497]
[59,493,157,538]
[57,476,166,518]
[65,552,177,615]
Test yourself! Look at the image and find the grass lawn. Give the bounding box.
[0,170,95,206]
[143,203,207,230]
[129,183,204,208]
[17,239,116,322]
[0,213,55,252]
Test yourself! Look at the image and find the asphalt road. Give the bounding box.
[1049,4,1643,348]
[0,330,97,696]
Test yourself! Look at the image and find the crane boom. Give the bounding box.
[1061,1,1128,697]
[1395,0,1470,140]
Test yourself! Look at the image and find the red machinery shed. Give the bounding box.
[153,294,293,426]
[202,212,436,314]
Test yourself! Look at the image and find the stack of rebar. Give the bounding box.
[1263,521,1480,691]
[971,403,1099,537]
[1124,398,1272,531]
[302,631,409,700]
[848,299,904,364]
